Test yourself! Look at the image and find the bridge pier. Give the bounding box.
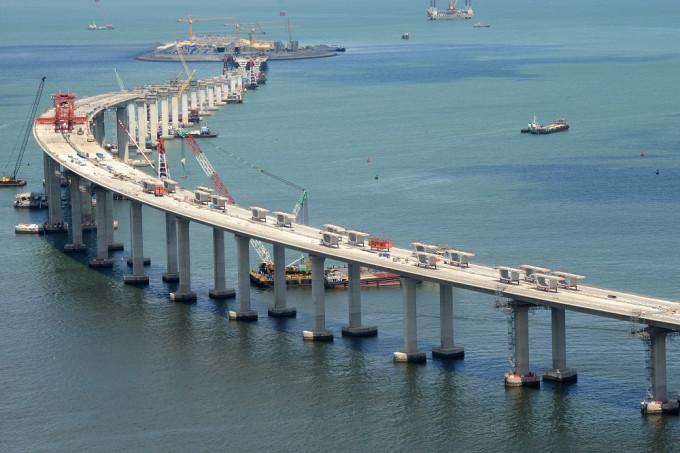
[106,191,123,251]
[170,217,197,301]
[148,95,158,145]
[303,254,333,341]
[162,213,179,282]
[394,277,426,363]
[268,243,296,317]
[341,262,377,336]
[64,173,86,252]
[93,111,105,146]
[136,99,146,149]
[123,201,149,285]
[543,307,577,383]
[116,106,130,162]
[641,327,679,414]
[159,91,171,139]
[44,155,63,226]
[229,234,257,320]
[126,103,136,159]
[432,284,464,359]
[209,228,235,299]
[505,301,540,387]
[89,187,114,267]
[180,91,188,127]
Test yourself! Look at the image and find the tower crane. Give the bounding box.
[177,16,237,45]
[2,76,46,187]
[168,42,196,119]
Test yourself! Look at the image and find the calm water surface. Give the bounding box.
[1,0,679,451]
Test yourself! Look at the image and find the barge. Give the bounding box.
[521,116,569,134]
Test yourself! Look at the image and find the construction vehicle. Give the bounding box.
[2,76,46,187]
[177,16,236,44]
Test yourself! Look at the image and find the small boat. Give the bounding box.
[402,32,410,39]
[130,159,154,167]
[473,23,490,28]
[13,192,48,209]
[0,176,26,187]
[15,223,43,234]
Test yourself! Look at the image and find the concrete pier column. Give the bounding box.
[640,328,679,414]
[80,180,92,223]
[209,228,235,299]
[268,243,296,317]
[106,191,123,251]
[432,284,464,358]
[44,155,62,225]
[162,212,179,282]
[160,93,170,138]
[341,262,377,336]
[207,84,216,110]
[116,106,129,162]
[229,234,257,320]
[190,89,198,111]
[89,187,113,267]
[64,173,86,252]
[543,308,577,382]
[170,88,180,131]
[180,92,189,126]
[394,277,426,363]
[127,102,136,149]
[148,95,158,142]
[170,217,196,301]
[199,88,207,114]
[94,112,105,146]
[214,83,225,105]
[504,301,540,387]
[136,99,146,149]
[303,254,333,341]
[124,201,149,285]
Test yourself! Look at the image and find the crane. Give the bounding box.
[113,68,125,91]
[177,16,237,44]
[168,42,196,119]
[2,76,46,187]
[177,131,277,264]
[94,0,113,29]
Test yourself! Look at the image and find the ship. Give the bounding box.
[473,23,490,28]
[249,261,403,289]
[427,0,474,20]
[520,116,569,134]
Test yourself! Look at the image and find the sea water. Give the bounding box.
[1,0,679,450]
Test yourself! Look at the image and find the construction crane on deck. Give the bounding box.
[177,16,237,44]
[168,42,196,119]
[2,76,46,187]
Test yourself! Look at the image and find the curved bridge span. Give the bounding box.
[34,77,680,414]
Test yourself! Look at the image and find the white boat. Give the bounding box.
[130,159,154,167]
[15,223,43,234]
[427,0,474,20]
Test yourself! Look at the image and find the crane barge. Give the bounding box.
[1,76,46,187]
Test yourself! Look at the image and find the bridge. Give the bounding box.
[33,71,680,415]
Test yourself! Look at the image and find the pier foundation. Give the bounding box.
[89,187,113,267]
[268,243,296,317]
[303,254,333,341]
[641,328,679,415]
[394,277,426,363]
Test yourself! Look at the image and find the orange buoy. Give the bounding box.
[367,158,371,163]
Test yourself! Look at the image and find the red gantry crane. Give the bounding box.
[95,0,114,29]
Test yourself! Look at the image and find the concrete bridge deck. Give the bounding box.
[34,90,680,332]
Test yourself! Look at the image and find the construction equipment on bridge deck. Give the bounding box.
[2,76,46,187]
[36,91,88,132]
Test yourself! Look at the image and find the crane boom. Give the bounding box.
[3,76,46,185]
[178,131,234,204]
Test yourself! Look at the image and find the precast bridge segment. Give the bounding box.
[33,83,680,415]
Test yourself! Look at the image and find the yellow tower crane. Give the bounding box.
[177,15,237,44]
